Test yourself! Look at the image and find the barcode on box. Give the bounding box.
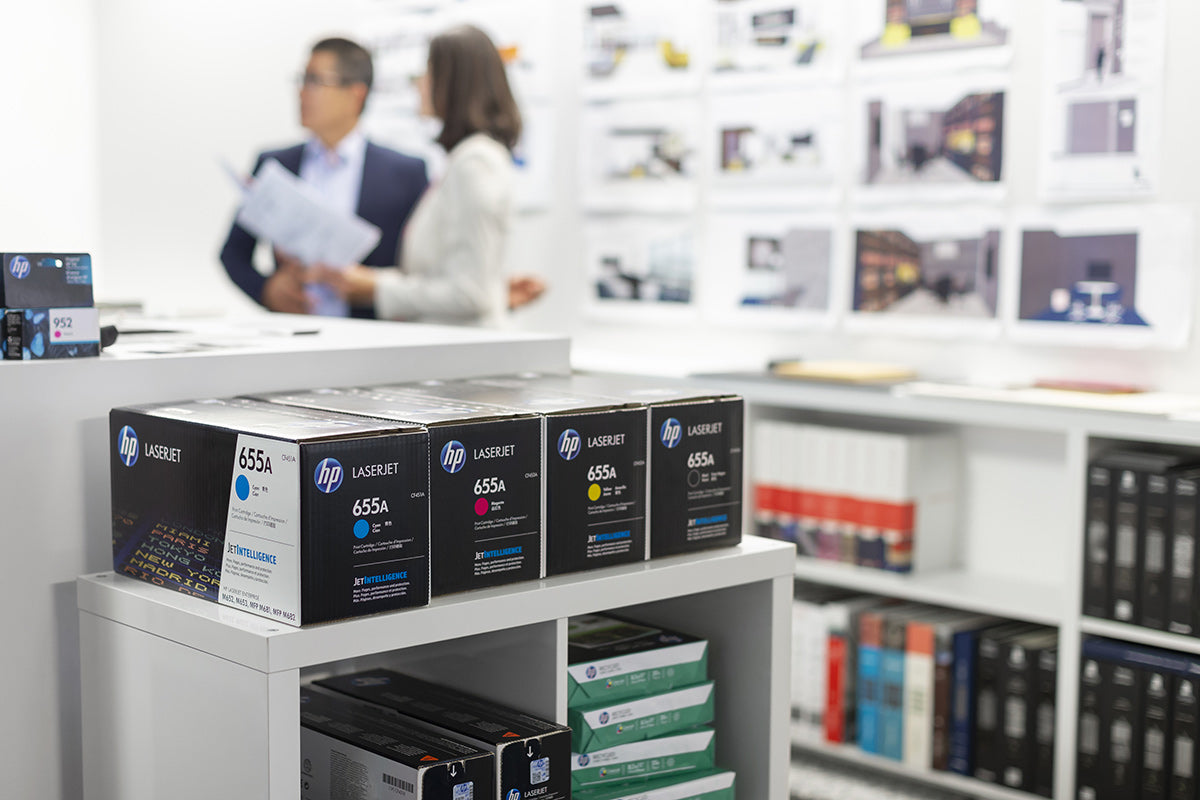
[383,772,415,793]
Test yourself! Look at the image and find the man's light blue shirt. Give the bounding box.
[299,128,367,220]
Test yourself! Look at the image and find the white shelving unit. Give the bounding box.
[78,537,795,800]
[689,372,1200,800]
[4,316,571,800]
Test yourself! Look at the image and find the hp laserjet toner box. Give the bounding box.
[255,387,542,595]
[3,306,100,360]
[110,397,430,625]
[301,686,494,800]
[318,669,571,800]
[1,252,94,308]
[382,380,648,576]
[568,614,709,706]
[571,728,715,791]
[486,374,744,559]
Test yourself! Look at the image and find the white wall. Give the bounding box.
[88,0,1200,389]
[1,1,99,258]
[0,6,99,798]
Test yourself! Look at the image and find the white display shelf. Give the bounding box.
[4,315,572,800]
[1079,617,1200,656]
[78,537,796,800]
[693,373,1200,446]
[790,737,1045,800]
[693,370,1200,800]
[791,556,1064,627]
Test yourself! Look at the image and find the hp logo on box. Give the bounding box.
[660,418,682,449]
[557,429,581,461]
[507,791,521,800]
[9,256,30,280]
[441,440,467,473]
[117,426,139,467]
[314,458,343,493]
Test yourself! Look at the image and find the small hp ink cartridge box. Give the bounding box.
[300,686,494,800]
[1,252,94,309]
[3,306,100,360]
[255,386,542,596]
[110,397,430,625]
[318,669,572,800]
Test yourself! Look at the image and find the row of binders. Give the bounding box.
[1084,448,1200,637]
[753,421,958,573]
[1077,637,1200,800]
[792,584,1057,797]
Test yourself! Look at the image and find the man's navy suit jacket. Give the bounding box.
[219,141,428,319]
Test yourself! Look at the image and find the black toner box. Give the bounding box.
[318,669,572,800]
[382,380,648,576]
[110,397,430,625]
[256,387,542,596]
[3,306,100,360]
[300,686,494,800]
[478,373,744,559]
[1,252,94,308]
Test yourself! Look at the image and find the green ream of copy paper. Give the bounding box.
[568,614,708,706]
[570,681,715,753]
[573,768,735,800]
[572,727,715,790]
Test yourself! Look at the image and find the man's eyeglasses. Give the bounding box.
[296,72,354,90]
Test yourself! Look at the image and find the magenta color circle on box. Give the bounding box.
[475,497,489,516]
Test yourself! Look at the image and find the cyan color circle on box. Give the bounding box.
[235,475,250,501]
[354,519,370,539]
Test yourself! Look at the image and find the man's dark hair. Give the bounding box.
[427,25,522,152]
[312,37,374,109]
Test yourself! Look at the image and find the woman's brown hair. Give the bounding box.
[428,25,523,152]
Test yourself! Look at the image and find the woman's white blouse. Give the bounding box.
[374,133,513,326]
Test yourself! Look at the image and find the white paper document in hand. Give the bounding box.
[234,159,381,269]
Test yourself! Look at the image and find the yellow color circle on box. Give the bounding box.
[588,483,602,501]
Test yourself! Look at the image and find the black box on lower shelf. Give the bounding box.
[317,669,572,800]
[300,685,494,800]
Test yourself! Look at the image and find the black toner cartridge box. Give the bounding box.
[380,379,648,576]
[2,306,100,360]
[300,685,494,800]
[1,252,94,308]
[109,397,430,625]
[479,373,744,559]
[318,669,572,800]
[255,386,542,596]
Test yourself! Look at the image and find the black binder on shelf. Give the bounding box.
[1033,645,1058,798]
[1104,452,1190,626]
[1105,660,1143,800]
[974,623,1036,784]
[1142,670,1172,800]
[1076,655,1105,800]
[998,629,1057,793]
[1171,675,1199,800]
[1168,468,1200,637]
[1083,460,1115,620]
[1142,470,1175,631]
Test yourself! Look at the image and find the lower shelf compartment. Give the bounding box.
[790,734,1048,800]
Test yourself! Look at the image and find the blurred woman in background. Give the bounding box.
[319,24,542,324]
